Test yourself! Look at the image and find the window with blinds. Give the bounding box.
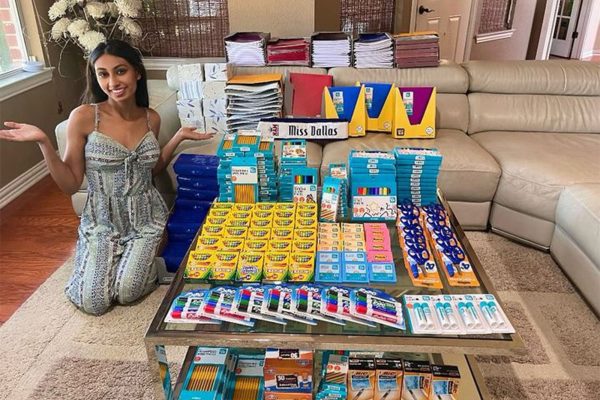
[138,0,229,57]
[340,0,396,36]
[478,0,516,34]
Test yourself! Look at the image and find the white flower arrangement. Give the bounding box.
[47,0,144,55]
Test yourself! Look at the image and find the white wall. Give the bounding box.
[580,1,600,58]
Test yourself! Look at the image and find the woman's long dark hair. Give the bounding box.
[83,39,149,107]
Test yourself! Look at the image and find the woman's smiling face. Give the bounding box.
[94,53,140,103]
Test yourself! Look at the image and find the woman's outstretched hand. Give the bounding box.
[0,122,48,143]
[175,126,215,141]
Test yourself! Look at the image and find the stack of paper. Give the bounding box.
[393,32,440,68]
[267,38,310,66]
[225,74,283,132]
[311,32,351,67]
[225,32,269,66]
[353,33,394,68]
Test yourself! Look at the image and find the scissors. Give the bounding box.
[407,246,431,278]
[398,202,420,217]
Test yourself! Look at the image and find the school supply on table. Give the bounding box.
[264,349,314,400]
[226,74,283,132]
[403,294,515,335]
[180,347,236,400]
[165,288,221,325]
[201,286,255,327]
[349,151,397,221]
[350,287,405,330]
[278,140,308,202]
[391,87,437,139]
[354,33,394,69]
[311,32,352,67]
[228,353,265,400]
[225,32,270,66]
[329,164,349,220]
[323,86,367,137]
[231,285,286,325]
[267,38,310,66]
[291,284,345,325]
[348,358,376,400]
[393,32,440,68]
[374,359,403,400]
[289,73,333,117]
[430,364,460,400]
[316,352,349,400]
[421,203,480,287]
[394,148,442,206]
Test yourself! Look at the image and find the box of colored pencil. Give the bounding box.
[329,163,349,220]
[180,347,236,400]
[291,167,318,203]
[278,140,307,202]
[320,176,342,223]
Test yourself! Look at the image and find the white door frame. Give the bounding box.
[409,0,479,62]
[537,0,593,59]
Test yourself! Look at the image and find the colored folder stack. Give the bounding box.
[225,32,269,66]
[393,32,440,68]
[353,33,394,68]
[311,32,352,67]
[267,38,310,66]
[394,147,442,206]
[225,74,283,132]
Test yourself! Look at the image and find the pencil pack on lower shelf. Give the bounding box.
[180,347,237,400]
[225,353,265,400]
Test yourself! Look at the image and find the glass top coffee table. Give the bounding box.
[144,196,524,399]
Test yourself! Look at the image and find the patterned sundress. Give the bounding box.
[65,104,168,315]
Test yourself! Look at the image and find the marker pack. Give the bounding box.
[201,286,255,327]
[291,284,345,325]
[262,285,317,325]
[349,287,405,330]
[374,359,403,400]
[320,286,377,327]
[231,285,286,325]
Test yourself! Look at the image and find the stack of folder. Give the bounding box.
[311,32,352,67]
[393,32,440,68]
[353,33,394,68]
[267,38,310,66]
[225,32,269,66]
[225,74,283,132]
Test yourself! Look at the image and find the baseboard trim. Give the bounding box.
[0,160,49,209]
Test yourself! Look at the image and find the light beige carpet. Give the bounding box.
[1,232,599,399]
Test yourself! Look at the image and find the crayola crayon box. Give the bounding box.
[180,347,236,400]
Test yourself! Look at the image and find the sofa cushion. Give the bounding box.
[555,183,600,268]
[320,129,500,203]
[468,93,600,134]
[463,60,600,95]
[472,131,600,222]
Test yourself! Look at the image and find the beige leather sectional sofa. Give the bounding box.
[55,60,600,313]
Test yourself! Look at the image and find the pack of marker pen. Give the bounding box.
[180,347,236,400]
[201,286,255,327]
[349,287,405,330]
[291,284,345,325]
[320,286,376,327]
[262,284,317,325]
[231,285,286,325]
[165,289,221,325]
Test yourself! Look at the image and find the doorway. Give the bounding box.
[550,0,582,57]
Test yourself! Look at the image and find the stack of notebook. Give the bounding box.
[267,38,310,66]
[311,32,352,67]
[353,33,394,68]
[393,32,440,68]
[225,32,269,66]
[225,74,283,132]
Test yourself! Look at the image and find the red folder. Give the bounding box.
[290,72,333,117]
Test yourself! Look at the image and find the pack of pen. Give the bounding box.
[329,164,349,220]
[420,204,479,287]
[349,287,405,330]
[180,347,236,400]
[165,289,221,325]
[394,147,442,206]
[291,284,345,325]
[201,286,254,327]
[402,360,431,400]
[231,285,286,325]
[374,358,403,400]
[263,349,314,399]
[430,364,460,400]
[348,358,376,400]
[396,203,442,289]
[262,284,317,325]
[226,353,265,400]
[320,286,377,327]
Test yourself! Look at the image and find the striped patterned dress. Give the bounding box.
[65,105,168,315]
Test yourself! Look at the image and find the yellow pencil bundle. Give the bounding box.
[186,365,218,392]
[232,376,261,400]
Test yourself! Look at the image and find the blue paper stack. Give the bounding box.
[394,147,442,206]
[161,154,219,272]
